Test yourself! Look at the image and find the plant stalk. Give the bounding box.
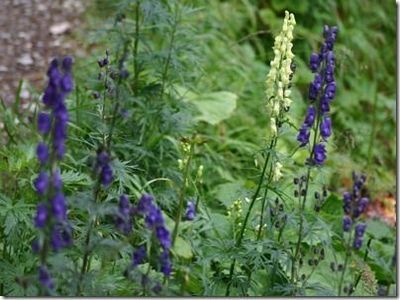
[225,138,275,296]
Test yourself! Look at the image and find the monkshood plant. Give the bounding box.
[32,57,74,295]
[289,24,338,294]
[226,10,297,296]
[337,172,369,296]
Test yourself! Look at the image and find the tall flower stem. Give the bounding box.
[133,0,140,97]
[76,58,122,295]
[76,182,101,295]
[338,226,353,296]
[256,161,274,240]
[225,137,275,296]
[290,111,322,289]
[171,138,195,246]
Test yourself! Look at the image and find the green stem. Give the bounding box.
[338,227,353,296]
[76,183,101,296]
[225,138,275,296]
[160,3,179,98]
[171,139,195,246]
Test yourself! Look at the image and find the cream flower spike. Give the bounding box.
[265,10,296,137]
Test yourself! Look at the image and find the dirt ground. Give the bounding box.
[0,0,86,104]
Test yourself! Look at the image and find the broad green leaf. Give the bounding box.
[185,91,238,125]
[173,236,193,259]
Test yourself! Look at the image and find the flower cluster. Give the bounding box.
[265,10,296,136]
[297,25,338,165]
[342,172,369,249]
[33,57,74,290]
[131,194,172,277]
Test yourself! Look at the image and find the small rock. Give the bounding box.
[17,54,34,66]
[49,22,71,35]
[0,66,8,72]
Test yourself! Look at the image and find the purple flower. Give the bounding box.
[343,192,352,214]
[324,82,336,100]
[51,225,72,251]
[343,216,352,232]
[61,74,73,93]
[309,73,323,100]
[355,223,366,237]
[51,228,63,251]
[36,142,49,165]
[132,245,147,267]
[353,237,363,250]
[304,106,316,128]
[51,193,67,221]
[313,143,326,165]
[34,171,49,195]
[320,116,332,140]
[185,201,196,221]
[358,197,369,212]
[156,226,171,249]
[145,205,164,229]
[37,112,52,135]
[160,250,172,277]
[309,53,320,72]
[320,96,330,113]
[136,194,154,214]
[34,203,48,228]
[62,56,73,71]
[38,266,54,290]
[297,125,310,147]
[100,164,113,186]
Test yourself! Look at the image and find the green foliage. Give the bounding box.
[0,0,395,297]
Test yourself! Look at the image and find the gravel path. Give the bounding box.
[0,0,86,104]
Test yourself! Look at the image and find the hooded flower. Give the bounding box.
[297,25,338,165]
[265,11,296,136]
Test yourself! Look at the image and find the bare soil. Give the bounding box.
[0,0,86,104]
